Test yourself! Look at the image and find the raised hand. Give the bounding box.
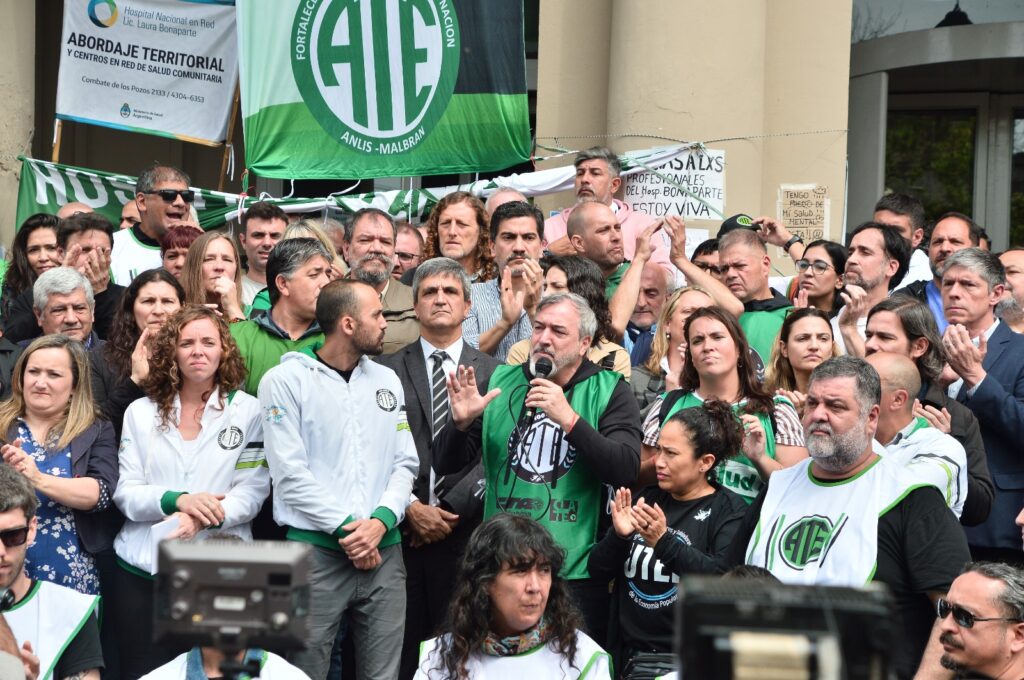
[611,487,635,538]
[447,365,502,431]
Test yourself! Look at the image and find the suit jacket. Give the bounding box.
[959,322,1024,549]
[376,339,498,507]
[381,281,421,355]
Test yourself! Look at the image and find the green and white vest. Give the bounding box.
[5,581,100,680]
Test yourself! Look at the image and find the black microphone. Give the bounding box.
[521,357,553,425]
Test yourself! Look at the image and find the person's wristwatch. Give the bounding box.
[783,235,804,253]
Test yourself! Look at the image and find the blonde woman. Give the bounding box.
[0,335,118,595]
[181,231,246,322]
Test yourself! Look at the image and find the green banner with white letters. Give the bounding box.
[236,0,531,179]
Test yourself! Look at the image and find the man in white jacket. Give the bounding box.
[259,279,418,680]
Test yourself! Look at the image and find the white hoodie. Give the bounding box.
[113,388,269,573]
[258,351,418,539]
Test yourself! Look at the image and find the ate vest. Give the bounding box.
[5,581,99,680]
[482,364,621,580]
[660,391,781,503]
[746,457,925,585]
[739,307,790,369]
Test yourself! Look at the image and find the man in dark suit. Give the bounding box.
[376,256,498,680]
[941,248,1024,564]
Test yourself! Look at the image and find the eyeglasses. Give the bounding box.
[795,259,835,276]
[145,189,195,204]
[0,526,29,549]
[936,598,1023,628]
[395,251,419,262]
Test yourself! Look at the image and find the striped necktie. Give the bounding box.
[431,350,450,439]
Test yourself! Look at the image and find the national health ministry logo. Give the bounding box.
[291,0,460,156]
[88,0,119,28]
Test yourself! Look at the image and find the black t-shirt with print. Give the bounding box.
[588,485,747,653]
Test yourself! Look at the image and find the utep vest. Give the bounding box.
[660,392,782,503]
[5,581,99,680]
[482,365,620,580]
[739,307,790,369]
[746,457,924,585]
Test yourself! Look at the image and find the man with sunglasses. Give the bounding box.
[0,465,103,680]
[934,562,1024,679]
[111,164,194,285]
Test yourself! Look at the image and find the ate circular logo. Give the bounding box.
[780,515,837,570]
[217,426,244,451]
[291,0,461,156]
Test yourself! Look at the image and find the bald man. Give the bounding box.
[56,202,95,219]
[567,200,628,297]
[484,188,528,219]
[867,352,968,518]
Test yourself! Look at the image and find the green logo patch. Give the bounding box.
[779,515,839,570]
[291,0,460,156]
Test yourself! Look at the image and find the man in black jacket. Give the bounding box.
[376,257,499,680]
[864,295,994,526]
[435,292,641,646]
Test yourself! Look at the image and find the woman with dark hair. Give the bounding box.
[505,255,631,378]
[792,239,847,316]
[0,213,61,320]
[91,268,184,437]
[160,223,203,279]
[181,231,247,322]
[764,308,839,414]
[415,514,611,680]
[113,305,268,678]
[588,401,748,669]
[639,306,807,500]
[416,191,497,283]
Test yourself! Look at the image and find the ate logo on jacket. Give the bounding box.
[506,415,577,484]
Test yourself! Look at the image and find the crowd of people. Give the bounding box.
[1,148,1024,680]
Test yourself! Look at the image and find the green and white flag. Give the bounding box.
[236,0,531,179]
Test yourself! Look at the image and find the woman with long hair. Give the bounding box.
[419,192,497,283]
[630,286,717,412]
[0,335,118,595]
[792,239,847,316]
[112,306,269,678]
[415,514,611,679]
[764,308,839,414]
[0,213,61,320]
[181,231,246,322]
[588,401,748,670]
[505,255,631,378]
[639,306,807,500]
[91,268,184,437]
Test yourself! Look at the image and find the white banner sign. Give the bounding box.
[56,0,238,145]
[621,148,726,220]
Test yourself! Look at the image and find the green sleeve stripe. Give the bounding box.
[235,460,269,470]
[160,491,186,515]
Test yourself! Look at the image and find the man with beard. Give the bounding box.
[833,222,911,354]
[898,213,984,333]
[341,207,419,354]
[437,292,642,645]
[730,356,970,680]
[0,464,104,679]
[463,201,545,361]
[259,279,419,680]
[933,562,1024,680]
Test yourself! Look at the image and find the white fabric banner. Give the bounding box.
[56,0,238,145]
